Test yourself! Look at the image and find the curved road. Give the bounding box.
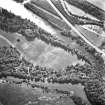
[46,0,105,56]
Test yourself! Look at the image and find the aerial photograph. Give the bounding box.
[0,0,105,105]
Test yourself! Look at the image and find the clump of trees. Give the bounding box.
[0,8,95,65]
[0,45,105,105]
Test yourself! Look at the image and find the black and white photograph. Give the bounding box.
[0,0,105,105]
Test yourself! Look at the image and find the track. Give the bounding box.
[46,0,105,56]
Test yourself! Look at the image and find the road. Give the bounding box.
[46,0,105,56]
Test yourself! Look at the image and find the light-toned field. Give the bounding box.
[0,29,83,70]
